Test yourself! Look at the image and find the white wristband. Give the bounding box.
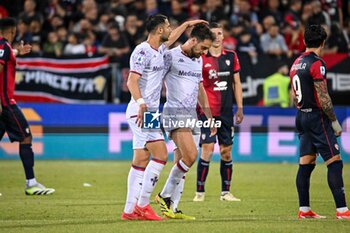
[332,120,342,132]
[136,98,145,106]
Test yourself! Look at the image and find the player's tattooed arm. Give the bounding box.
[314,80,336,121]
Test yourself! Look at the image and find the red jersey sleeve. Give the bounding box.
[233,51,240,73]
[310,60,326,81]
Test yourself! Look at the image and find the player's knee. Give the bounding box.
[201,149,213,161]
[299,154,317,164]
[183,148,198,167]
[220,146,232,161]
[21,136,32,144]
[325,155,341,166]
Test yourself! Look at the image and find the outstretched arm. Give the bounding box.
[165,19,207,48]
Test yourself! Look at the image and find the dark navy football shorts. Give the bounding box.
[0,104,31,142]
[296,109,340,161]
[199,114,234,146]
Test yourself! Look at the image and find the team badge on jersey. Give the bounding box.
[320,66,325,76]
[225,59,230,66]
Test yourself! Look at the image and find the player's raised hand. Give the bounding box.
[136,104,147,128]
[18,40,32,55]
[235,108,244,125]
[187,20,208,27]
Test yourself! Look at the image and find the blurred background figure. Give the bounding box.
[263,63,291,108]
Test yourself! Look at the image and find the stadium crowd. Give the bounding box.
[0,0,349,102]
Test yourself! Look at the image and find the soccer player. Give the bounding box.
[0,17,55,195]
[121,15,206,221]
[193,22,243,202]
[290,25,350,219]
[155,23,217,219]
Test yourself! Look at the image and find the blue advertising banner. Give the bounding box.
[0,104,349,162]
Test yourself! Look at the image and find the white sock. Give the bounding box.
[161,160,189,198]
[26,178,37,187]
[336,207,349,213]
[299,206,311,212]
[171,175,185,212]
[137,159,166,207]
[123,166,145,213]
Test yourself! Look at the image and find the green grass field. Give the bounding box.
[0,161,349,233]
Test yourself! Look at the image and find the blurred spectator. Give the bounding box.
[45,0,66,21]
[63,33,86,55]
[145,0,159,16]
[320,0,343,27]
[57,25,68,45]
[263,63,291,108]
[201,0,226,22]
[83,33,98,57]
[284,0,302,30]
[301,1,313,26]
[260,23,288,57]
[14,19,32,45]
[230,0,259,28]
[283,23,305,57]
[324,22,349,54]
[307,0,331,28]
[188,0,201,19]
[124,14,145,51]
[31,41,42,55]
[43,31,63,57]
[29,18,42,44]
[222,23,237,50]
[19,0,43,24]
[259,0,283,27]
[99,24,130,63]
[236,30,259,64]
[169,0,188,24]
[262,15,276,33]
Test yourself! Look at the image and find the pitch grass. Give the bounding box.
[0,161,349,233]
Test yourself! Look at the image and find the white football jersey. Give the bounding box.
[163,46,203,109]
[162,46,203,132]
[126,42,166,118]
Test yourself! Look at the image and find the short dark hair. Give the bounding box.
[209,22,222,29]
[304,25,327,48]
[0,17,16,31]
[190,23,215,42]
[146,14,167,33]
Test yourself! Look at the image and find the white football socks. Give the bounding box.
[26,178,37,187]
[123,166,144,213]
[171,175,185,212]
[161,160,189,198]
[137,159,166,207]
